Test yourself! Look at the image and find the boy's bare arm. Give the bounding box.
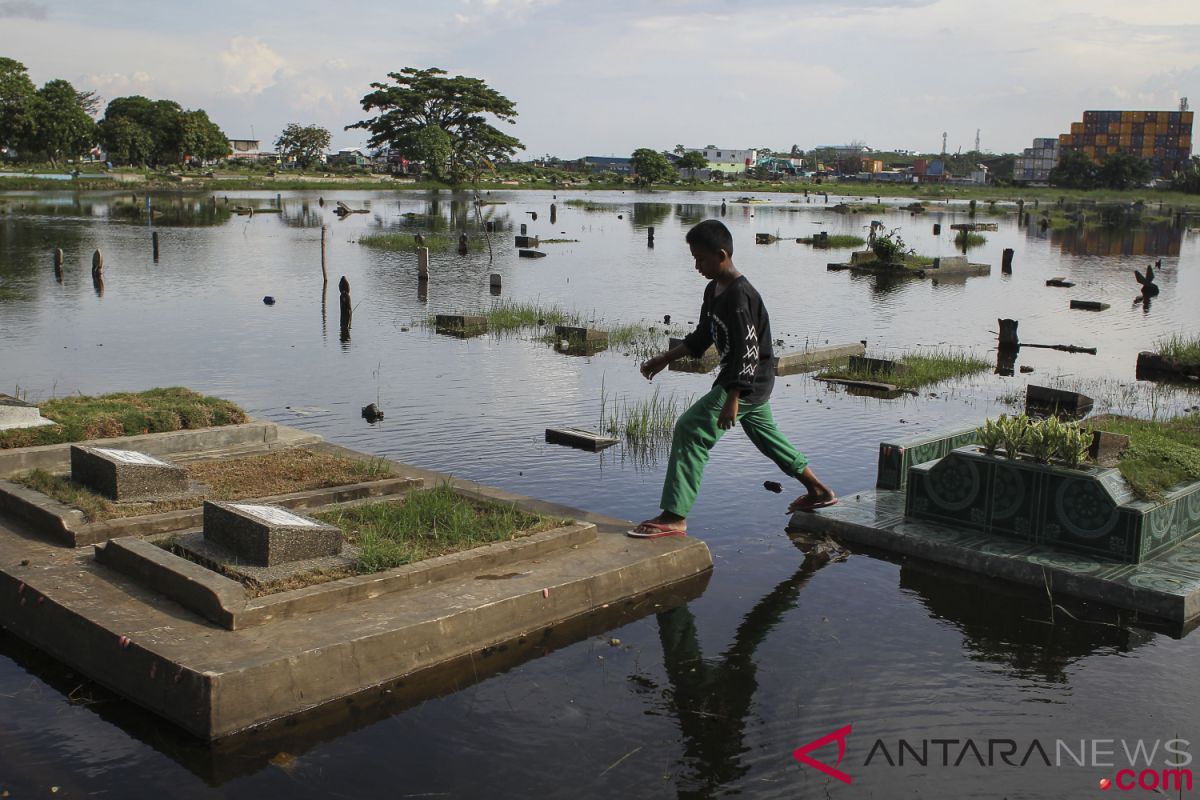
[640,342,692,380]
[718,388,740,429]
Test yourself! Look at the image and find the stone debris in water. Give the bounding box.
[763,481,783,493]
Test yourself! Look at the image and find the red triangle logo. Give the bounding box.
[792,724,853,784]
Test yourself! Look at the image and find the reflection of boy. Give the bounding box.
[629,220,837,538]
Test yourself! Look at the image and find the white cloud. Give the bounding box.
[218,36,289,95]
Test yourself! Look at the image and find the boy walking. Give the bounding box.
[629,220,836,538]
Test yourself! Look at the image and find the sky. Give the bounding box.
[2,0,1198,159]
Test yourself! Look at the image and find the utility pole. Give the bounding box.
[941,132,947,157]
[975,128,981,153]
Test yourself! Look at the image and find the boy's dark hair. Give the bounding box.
[686,219,734,256]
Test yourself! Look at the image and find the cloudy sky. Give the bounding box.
[2,0,1197,158]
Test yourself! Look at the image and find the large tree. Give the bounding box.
[1096,151,1152,190]
[1048,149,1099,189]
[678,150,708,181]
[275,122,331,167]
[631,148,677,186]
[31,79,97,163]
[347,67,523,183]
[99,96,227,165]
[0,57,37,153]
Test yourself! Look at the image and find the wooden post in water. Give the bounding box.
[1001,248,1014,274]
[152,231,160,261]
[91,249,103,277]
[648,226,655,248]
[932,223,941,235]
[418,247,430,280]
[998,319,1019,350]
[969,199,976,216]
[53,248,64,282]
[489,273,502,295]
[721,200,727,215]
[339,276,352,334]
[1016,199,1024,222]
[550,203,557,224]
[321,225,328,285]
[458,233,469,255]
[520,223,527,235]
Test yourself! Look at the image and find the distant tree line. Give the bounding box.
[1048,149,1153,190]
[0,56,230,166]
[1170,157,1200,194]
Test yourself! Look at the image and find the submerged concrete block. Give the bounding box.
[70,445,189,501]
[203,501,342,567]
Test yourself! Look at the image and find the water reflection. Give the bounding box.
[898,559,1159,683]
[0,574,709,787]
[1052,224,1182,258]
[631,203,672,230]
[653,536,840,796]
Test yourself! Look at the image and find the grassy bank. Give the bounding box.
[314,484,559,572]
[12,449,393,522]
[0,388,246,449]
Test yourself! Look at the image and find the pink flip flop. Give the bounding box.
[627,520,688,538]
[791,495,839,513]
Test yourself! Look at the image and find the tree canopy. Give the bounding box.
[275,123,332,167]
[99,96,228,165]
[347,67,523,183]
[1050,148,1152,190]
[631,148,677,186]
[0,57,37,153]
[31,79,97,163]
[678,150,708,180]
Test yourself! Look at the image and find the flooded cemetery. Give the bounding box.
[2,187,1200,797]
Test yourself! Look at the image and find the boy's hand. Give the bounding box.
[719,393,739,429]
[640,355,667,381]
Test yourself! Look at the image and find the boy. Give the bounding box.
[629,219,837,538]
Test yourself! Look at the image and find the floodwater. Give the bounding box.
[1,188,1199,798]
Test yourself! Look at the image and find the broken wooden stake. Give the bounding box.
[545,427,618,451]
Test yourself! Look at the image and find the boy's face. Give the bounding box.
[689,242,727,280]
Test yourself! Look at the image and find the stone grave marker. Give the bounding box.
[203,501,342,567]
[70,445,189,501]
[0,394,55,431]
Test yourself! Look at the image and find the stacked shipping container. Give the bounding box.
[1013,137,1060,182]
[1058,110,1194,178]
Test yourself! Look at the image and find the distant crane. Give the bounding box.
[975,128,981,153]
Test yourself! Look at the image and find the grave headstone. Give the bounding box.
[0,395,55,431]
[70,445,189,501]
[203,501,342,567]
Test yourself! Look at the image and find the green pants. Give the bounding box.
[661,386,809,517]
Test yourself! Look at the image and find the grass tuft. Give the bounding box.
[1155,332,1200,365]
[819,348,989,391]
[313,484,558,572]
[1087,413,1200,501]
[796,234,866,248]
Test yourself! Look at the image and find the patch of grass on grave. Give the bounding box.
[563,199,612,211]
[10,450,395,522]
[1155,332,1200,365]
[358,233,483,253]
[954,232,987,248]
[313,484,560,572]
[0,388,247,449]
[425,300,581,334]
[818,348,989,391]
[1086,413,1200,502]
[796,235,866,248]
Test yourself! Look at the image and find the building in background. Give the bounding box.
[1012,137,1060,184]
[683,147,758,176]
[1058,109,1193,178]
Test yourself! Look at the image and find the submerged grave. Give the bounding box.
[791,416,1200,629]
[0,418,712,739]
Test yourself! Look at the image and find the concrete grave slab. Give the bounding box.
[0,394,56,431]
[71,445,191,501]
[203,501,342,567]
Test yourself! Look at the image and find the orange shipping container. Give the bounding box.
[1183,111,1194,125]
[1108,122,1120,134]
[1158,111,1169,124]
[1122,111,1133,122]
[1071,122,1085,134]
[1182,135,1192,148]
[1096,134,1108,145]
[1059,134,1071,145]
